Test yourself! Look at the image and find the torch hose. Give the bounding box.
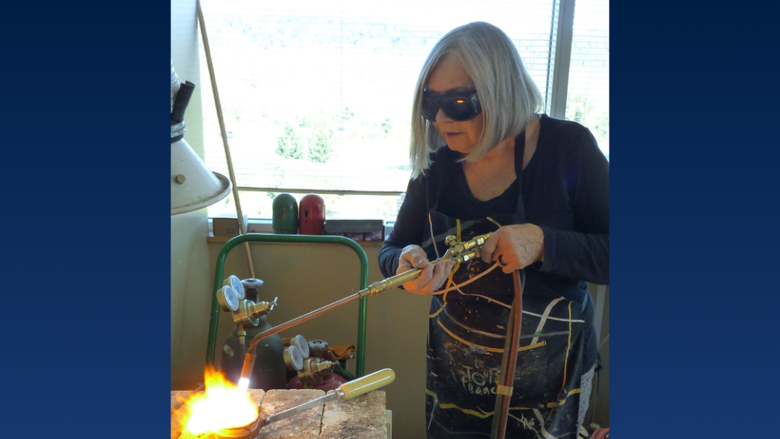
[490,269,524,439]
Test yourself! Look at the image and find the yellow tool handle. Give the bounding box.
[338,368,396,400]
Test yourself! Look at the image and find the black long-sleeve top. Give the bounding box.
[379,114,609,305]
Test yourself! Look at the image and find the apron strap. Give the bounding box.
[514,130,527,219]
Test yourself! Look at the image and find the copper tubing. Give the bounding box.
[246,293,361,353]
[244,231,494,355]
[491,270,523,439]
[239,232,496,385]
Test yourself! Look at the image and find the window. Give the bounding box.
[566,0,609,160]
[198,0,609,221]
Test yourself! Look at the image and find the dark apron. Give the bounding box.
[421,145,596,438]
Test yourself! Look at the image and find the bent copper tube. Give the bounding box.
[238,232,494,386]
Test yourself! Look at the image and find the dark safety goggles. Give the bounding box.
[421,89,482,121]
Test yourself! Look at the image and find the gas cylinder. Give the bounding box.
[272,193,298,234]
[219,278,287,390]
[299,194,325,235]
[287,370,348,391]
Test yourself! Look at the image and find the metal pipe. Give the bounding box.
[246,293,362,354]
[237,232,494,387]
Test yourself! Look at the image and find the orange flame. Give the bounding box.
[183,367,258,435]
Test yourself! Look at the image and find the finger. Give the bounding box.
[499,255,521,274]
[481,231,501,263]
[397,254,415,273]
[413,256,430,268]
[428,261,453,291]
[406,264,434,294]
[404,251,429,269]
[397,260,413,273]
[399,247,429,271]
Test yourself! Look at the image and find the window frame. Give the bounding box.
[198,0,604,221]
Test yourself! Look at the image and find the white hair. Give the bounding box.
[409,22,543,178]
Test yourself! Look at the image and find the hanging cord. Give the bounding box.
[589,334,608,425]
[428,213,442,260]
[589,354,605,425]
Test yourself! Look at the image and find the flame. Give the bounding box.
[183,367,259,435]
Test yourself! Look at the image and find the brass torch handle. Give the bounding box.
[360,231,493,297]
[361,266,428,296]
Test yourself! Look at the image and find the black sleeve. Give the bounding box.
[539,128,609,285]
[378,175,429,278]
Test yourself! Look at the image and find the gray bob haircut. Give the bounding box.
[409,22,543,178]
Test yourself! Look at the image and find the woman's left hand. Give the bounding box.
[481,224,545,273]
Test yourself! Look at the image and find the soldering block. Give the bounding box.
[257,389,325,439]
[319,390,387,439]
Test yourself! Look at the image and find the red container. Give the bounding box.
[287,370,348,391]
[299,194,325,235]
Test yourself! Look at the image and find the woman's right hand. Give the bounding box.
[397,245,455,295]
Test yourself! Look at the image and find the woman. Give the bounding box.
[378,22,609,438]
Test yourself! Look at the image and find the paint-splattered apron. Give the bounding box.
[421,154,596,438]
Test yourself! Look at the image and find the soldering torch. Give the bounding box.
[237,232,493,391]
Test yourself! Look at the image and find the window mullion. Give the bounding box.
[548,0,576,119]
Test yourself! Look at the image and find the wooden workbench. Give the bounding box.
[171,389,391,439]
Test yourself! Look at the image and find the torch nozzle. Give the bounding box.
[238,351,257,392]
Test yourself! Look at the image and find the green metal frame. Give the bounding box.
[205,233,370,378]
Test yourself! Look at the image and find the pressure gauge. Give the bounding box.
[283,345,304,371]
[291,334,310,358]
[224,275,245,300]
[217,285,240,312]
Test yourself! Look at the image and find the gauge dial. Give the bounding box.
[217,285,239,312]
[226,275,245,300]
[292,334,310,358]
[284,345,304,371]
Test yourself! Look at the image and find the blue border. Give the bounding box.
[5,1,777,436]
[2,2,170,436]
[611,3,777,437]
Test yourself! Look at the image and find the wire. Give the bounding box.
[598,334,609,350]
[432,262,501,295]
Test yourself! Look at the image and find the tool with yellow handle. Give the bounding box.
[258,368,396,429]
